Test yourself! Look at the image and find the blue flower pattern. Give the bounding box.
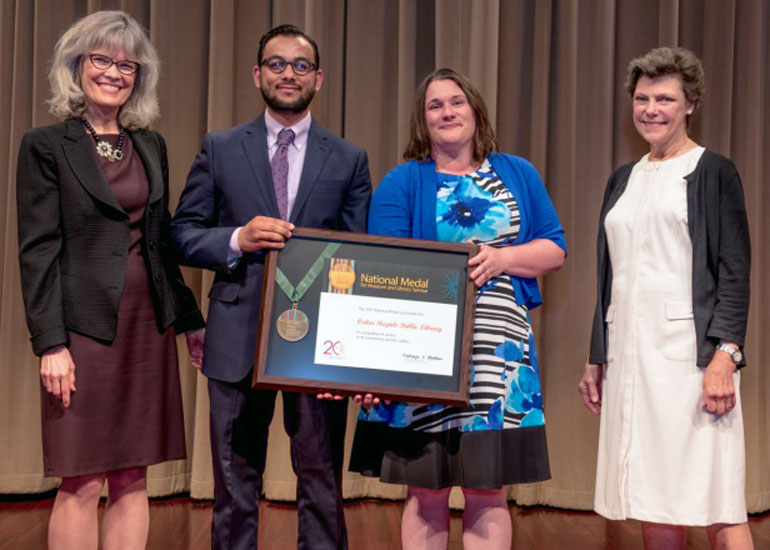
[361,160,545,432]
[496,339,523,382]
[436,176,511,242]
[461,399,504,432]
[506,364,544,427]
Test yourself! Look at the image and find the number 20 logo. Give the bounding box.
[323,340,342,355]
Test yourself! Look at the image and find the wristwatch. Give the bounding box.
[717,344,743,365]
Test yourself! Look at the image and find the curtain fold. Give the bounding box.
[1,0,768,513]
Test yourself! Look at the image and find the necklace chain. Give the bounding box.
[80,118,125,162]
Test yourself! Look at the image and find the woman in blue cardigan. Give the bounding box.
[349,68,566,549]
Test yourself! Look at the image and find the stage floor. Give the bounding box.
[1,494,768,549]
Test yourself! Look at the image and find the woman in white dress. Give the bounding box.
[578,47,753,549]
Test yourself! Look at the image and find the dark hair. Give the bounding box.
[257,24,320,68]
[625,47,704,124]
[403,68,496,162]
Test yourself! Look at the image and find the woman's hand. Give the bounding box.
[468,245,506,287]
[185,328,205,369]
[702,354,737,415]
[40,345,76,408]
[578,363,603,415]
[353,394,390,409]
[468,239,565,287]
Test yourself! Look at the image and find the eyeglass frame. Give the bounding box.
[87,53,140,76]
[259,56,317,76]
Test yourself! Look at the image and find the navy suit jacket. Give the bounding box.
[170,114,371,382]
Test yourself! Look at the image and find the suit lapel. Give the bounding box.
[242,115,281,218]
[291,120,330,223]
[62,119,126,216]
[130,129,164,205]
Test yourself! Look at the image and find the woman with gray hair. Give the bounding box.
[16,10,204,549]
[578,47,753,548]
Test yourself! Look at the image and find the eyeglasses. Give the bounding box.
[88,54,140,75]
[260,56,316,76]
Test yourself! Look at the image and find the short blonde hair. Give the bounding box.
[47,10,160,129]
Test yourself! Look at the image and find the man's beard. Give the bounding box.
[261,80,316,114]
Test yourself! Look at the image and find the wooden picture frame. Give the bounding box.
[252,227,477,406]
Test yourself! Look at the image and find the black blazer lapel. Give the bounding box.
[130,130,164,205]
[62,119,126,217]
[291,120,331,224]
[242,115,281,218]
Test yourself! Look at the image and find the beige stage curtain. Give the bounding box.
[1,0,768,512]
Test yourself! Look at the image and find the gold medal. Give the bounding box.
[328,258,356,293]
[276,305,310,342]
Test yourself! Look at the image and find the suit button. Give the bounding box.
[148,205,155,214]
[148,241,156,251]
[154,273,161,282]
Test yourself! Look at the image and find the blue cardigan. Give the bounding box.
[369,152,566,309]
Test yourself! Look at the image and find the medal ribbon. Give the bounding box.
[275,242,342,303]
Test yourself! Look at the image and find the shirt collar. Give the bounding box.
[265,110,312,152]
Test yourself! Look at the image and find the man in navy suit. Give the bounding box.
[170,24,371,550]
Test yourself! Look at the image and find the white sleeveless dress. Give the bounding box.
[594,147,748,525]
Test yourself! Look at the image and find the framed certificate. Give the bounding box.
[252,227,477,406]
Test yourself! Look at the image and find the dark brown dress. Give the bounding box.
[40,134,186,477]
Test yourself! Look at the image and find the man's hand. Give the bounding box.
[317,392,346,401]
[237,216,294,253]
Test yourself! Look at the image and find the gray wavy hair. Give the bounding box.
[47,10,160,129]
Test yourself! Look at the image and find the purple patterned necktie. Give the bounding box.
[271,128,295,220]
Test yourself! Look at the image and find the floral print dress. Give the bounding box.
[364,158,544,430]
[351,159,550,488]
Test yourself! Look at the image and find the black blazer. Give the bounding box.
[17,118,204,356]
